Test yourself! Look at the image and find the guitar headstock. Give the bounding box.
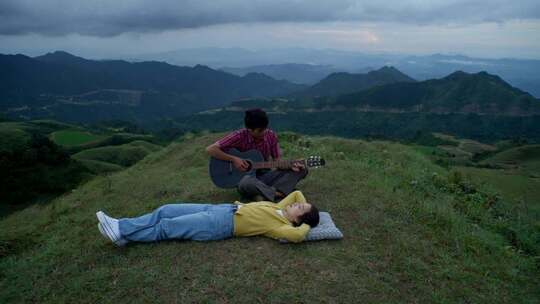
[305,156,325,168]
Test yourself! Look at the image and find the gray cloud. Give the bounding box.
[0,0,539,37]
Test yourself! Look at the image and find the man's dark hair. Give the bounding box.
[297,204,320,228]
[244,108,269,130]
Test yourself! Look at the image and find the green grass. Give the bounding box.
[125,140,163,152]
[50,130,108,147]
[78,159,124,174]
[1,133,538,303]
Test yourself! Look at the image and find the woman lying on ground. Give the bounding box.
[96,191,319,246]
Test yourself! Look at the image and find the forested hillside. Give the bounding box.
[0,51,304,125]
[330,71,540,115]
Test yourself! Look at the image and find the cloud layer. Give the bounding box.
[1,0,539,37]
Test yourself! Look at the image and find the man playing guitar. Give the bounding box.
[206,108,308,202]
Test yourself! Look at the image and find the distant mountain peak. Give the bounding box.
[441,70,469,81]
[371,66,408,75]
[52,50,75,56]
[294,66,416,98]
[38,50,81,59]
[243,72,275,81]
[377,66,398,71]
[443,70,506,84]
[193,64,213,70]
[441,71,513,93]
[367,66,416,82]
[34,50,89,64]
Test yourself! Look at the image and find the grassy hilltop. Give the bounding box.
[1,132,538,303]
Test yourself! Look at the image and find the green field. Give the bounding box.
[50,130,108,146]
[1,133,538,303]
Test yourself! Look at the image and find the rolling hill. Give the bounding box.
[0,132,538,302]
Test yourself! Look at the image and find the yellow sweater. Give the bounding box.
[233,191,310,243]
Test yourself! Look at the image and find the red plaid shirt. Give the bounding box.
[216,128,281,160]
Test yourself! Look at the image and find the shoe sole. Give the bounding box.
[100,223,128,246]
[98,223,108,239]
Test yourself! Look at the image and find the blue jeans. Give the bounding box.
[118,203,236,242]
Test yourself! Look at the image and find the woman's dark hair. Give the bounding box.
[244,108,269,130]
[297,204,320,227]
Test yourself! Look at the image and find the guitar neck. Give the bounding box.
[253,159,303,170]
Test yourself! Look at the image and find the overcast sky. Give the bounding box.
[1,0,539,60]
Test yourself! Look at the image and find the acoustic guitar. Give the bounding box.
[209,148,325,188]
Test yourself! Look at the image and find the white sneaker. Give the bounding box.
[96,211,127,246]
[98,223,128,246]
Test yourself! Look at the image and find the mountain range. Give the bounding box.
[132,48,540,97]
[1,50,539,129]
[0,51,305,124]
[174,69,540,143]
[221,63,362,85]
[329,71,540,115]
[225,70,540,116]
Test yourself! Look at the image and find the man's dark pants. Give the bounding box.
[237,169,308,202]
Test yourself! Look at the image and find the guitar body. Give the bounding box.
[209,148,264,188]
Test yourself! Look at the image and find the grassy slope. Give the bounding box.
[483,145,540,164]
[77,159,125,175]
[72,141,163,167]
[50,130,108,147]
[457,166,540,207]
[416,136,540,207]
[0,122,31,153]
[456,144,540,212]
[1,133,538,303]
[481,145,540,176]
